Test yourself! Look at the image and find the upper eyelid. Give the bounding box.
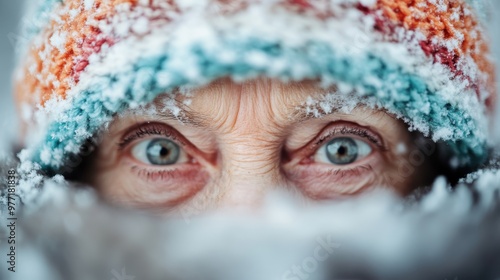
[118,122,222,168]
[117,123,186,150]
[311,123,385,151]
[119,121,384,153]
[283,122,386,166]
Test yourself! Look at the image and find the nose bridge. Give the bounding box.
[211,79,289,207]
[232,79,284,134]
[216,135,285,208]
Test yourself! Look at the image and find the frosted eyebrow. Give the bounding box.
[152,97,208,128]
[289,102,386,123]
[285,85,349,123]
[288,103,339,123]
[287,96,347,123]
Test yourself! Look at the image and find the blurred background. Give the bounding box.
[1,1,500,152]
[0,1,23,152]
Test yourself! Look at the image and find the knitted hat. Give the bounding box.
[14,0,496,173]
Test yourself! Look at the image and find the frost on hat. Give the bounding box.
[14,0,496,173]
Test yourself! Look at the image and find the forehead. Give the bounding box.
[188,78,330,114]
[125,77,387,129]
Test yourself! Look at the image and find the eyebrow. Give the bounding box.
[288,103,339,123]
[151,97,209,128]
[148,92,388,127]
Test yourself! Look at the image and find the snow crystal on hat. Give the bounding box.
[13,0,496,172]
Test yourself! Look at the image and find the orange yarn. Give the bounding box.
[377,0,496,107]
[15,0,495,110]
[16,0,139,108]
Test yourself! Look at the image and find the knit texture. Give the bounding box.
[14,0,496,172]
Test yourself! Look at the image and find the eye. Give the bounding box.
[314,137,372,165]
[131,138,189,165]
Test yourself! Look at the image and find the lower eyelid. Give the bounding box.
[135,168,182,181]
[286,164,378,198]
[128,161,198,181]
[125,164,210,207]
[287,150,381,181]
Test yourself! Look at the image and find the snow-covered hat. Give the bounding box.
[14,0,496,173]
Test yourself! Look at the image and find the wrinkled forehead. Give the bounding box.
[120,78,384,126]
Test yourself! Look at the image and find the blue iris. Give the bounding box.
[146,139,180,165]
[326,138,358,165]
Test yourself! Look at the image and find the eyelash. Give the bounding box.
[120,123,383,182]
[298,124,385,178]
[323,165,374,179]
[117,123,184,150]
[131,165,181,182]
[312,125,384,151]
[118,123,191,182]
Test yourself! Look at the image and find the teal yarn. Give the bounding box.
[32,36,488,172]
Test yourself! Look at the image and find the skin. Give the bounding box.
[78,78,435,215]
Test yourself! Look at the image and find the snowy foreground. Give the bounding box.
[1,157,500,280]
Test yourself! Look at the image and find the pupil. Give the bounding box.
[337,146,347,156]
[160,147,169,157]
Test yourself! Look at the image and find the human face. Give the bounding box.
[78,78,435,214]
